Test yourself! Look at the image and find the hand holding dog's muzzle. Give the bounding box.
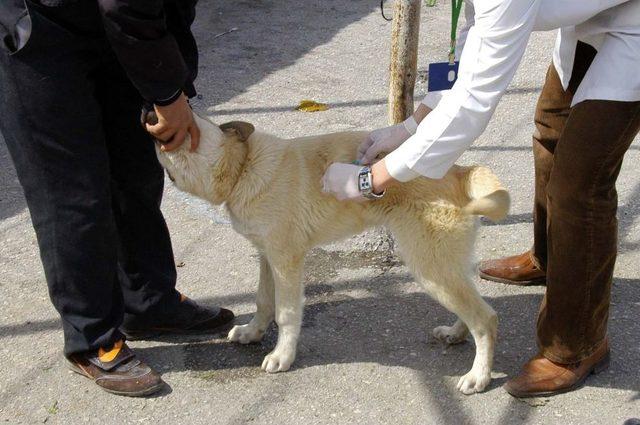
[142,108,172,148]
[143,94,200,152]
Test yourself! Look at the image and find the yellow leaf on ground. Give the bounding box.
[296,99,329,112]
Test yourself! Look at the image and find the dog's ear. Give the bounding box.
[219,121,255,142]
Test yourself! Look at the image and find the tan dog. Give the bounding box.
[156,114,510,394]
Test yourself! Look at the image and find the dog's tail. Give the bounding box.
[460,166,510,222]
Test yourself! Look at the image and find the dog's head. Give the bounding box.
[154,113,255,205]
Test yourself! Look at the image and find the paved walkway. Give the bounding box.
[1,1,638,423]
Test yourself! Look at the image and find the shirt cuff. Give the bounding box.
[403,116,418,134]
[421,91,445,110]
[153,89,183,106]
[384,149,421,182]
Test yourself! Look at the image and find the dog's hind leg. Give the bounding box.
[433,319,469,345]
[420,271,496,394]
[391,224,497,394]
[229,255,275,344]
[260,254,305,373]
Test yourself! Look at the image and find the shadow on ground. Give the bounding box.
[128,270,639,424]
[2,259,638,423]
[191,0,379,107]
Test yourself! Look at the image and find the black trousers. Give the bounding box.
[0,2,181,355]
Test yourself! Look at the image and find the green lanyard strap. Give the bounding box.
[449,0,464,63]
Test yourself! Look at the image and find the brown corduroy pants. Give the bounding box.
[531,42,640,363]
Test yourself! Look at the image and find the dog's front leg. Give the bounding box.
[261,255,304,373]
[229,255,275,344]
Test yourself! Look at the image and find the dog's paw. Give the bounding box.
[228,324,264,344]
[261,348,295,373]
[456,369,491,395]
[432,325,468,345]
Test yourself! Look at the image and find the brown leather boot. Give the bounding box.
[478,251,546,286]
[504,338,610,398]
[67,340,165,397]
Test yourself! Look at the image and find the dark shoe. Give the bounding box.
[504,338,610,398]
[479,251,546,286]
[67,340,165,397]
[121,293,235,340]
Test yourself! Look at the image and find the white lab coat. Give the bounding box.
[385,0,640,181]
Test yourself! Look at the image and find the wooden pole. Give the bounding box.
[383,0,421,256]
[388,0,421,124]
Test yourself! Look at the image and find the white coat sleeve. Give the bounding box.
[386,0,542,181]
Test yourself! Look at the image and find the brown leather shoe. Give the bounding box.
[479,251,546,286]
[504,338,610,398]
[67,340,165,397]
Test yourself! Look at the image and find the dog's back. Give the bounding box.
[235,129,510,253]
[278,130,509,227]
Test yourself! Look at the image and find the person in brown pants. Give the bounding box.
[480,41,640,397]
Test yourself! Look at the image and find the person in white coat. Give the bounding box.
[322,0,640,397]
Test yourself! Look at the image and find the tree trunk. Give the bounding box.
[388,0,421,124]
[384,1,422,257]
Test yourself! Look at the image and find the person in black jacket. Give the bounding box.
[0,0,234,397]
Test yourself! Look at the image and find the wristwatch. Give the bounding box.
[358,166,385,200]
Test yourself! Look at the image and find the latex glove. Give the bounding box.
[321,163,365,202]
[357,116,418,165]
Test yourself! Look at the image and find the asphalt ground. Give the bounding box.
[1,1,639,424]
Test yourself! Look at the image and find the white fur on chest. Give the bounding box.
[227,206,269,245]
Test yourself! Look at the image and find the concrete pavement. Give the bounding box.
[1,1,639,423]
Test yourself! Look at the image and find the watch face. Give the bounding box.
[358,171,370,192]
[357,166,383,199]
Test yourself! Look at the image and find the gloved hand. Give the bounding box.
[357,116,418,165]
[321,163,366,202]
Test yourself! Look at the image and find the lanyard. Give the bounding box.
[449,0,464,64]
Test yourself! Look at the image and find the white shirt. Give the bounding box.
[386,0,640,182]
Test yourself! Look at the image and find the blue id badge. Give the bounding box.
[428,61,459,92]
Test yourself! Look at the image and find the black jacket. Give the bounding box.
[0,0,198,104]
